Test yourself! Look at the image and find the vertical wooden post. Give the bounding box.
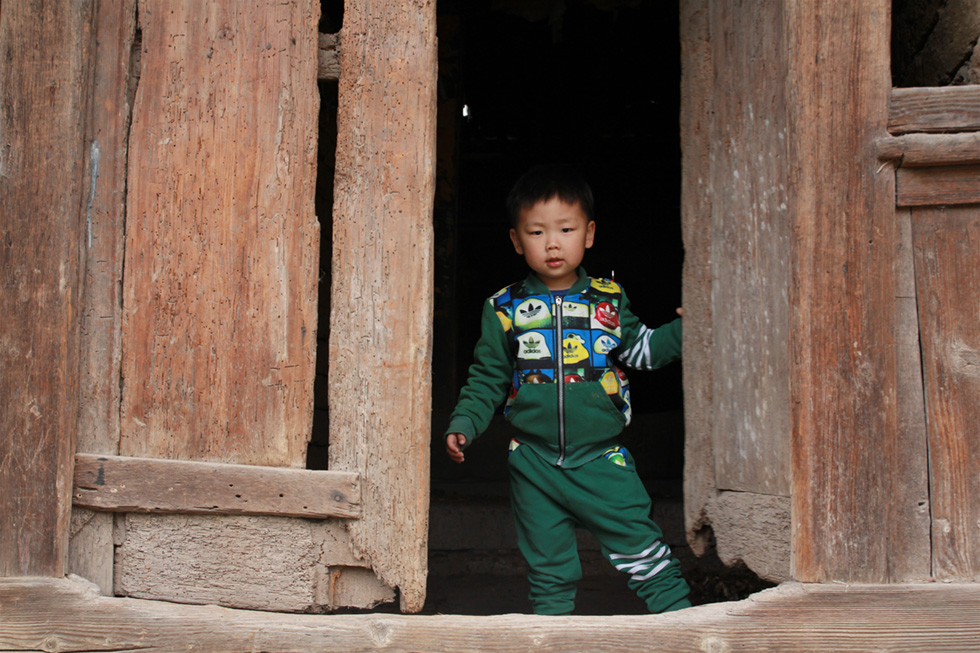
[69,0,138,595]
[328,0,437,613]
[681,0,795,578]
[0,1,93,576]
[679,0,717,555]
[789,0,911,581]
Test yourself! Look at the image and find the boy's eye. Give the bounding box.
[530,230,543,236]
[562,227,573,233]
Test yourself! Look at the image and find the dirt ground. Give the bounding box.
[418,550,774,616]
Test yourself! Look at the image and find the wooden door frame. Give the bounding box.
[4,0,979,641]
[680,0,957,584]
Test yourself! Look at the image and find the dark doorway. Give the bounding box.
[432,0,685,476]
[427,0,696,614]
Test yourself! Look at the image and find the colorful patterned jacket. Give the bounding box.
[446,267,682,468]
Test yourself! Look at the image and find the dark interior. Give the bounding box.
[309,0,777,614]
[430,0,686,492]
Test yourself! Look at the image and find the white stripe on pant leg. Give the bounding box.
[609,540,673,581]
[613,547,668,574]
[632,557,672,582]
[609,540,664,561]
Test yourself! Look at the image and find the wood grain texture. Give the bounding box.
[912,205,980,580]
[328,0,437,613]
[679,0,717,557]
[706,0,792,497]
[77,0,136,459]
[73,453,361,519]
[889,207,932,582]
[3,578,980,652]
[119,0,320,467]
[68,509,114,594]
[114,514,392,612]
[897,164,980,206]
[789,1,916,581]
[889,85,980,134]
[69,0,138,596]
[0,0,92,577]
[876,132,980,167]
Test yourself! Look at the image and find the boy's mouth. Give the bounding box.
[546,258,563,268]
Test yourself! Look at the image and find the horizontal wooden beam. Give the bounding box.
[73,453,360,519]
[889,86,980,134]
[876,132,980,167]
[2,578,980,651]
[896,164,980,207]
[318,32,339,80]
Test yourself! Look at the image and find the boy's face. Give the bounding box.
[509,197,595,291]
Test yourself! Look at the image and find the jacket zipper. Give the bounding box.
[555,296,566,466]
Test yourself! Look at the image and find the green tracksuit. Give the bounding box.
[446,268,691,614]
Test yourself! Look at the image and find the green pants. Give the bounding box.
[508,443,691,615]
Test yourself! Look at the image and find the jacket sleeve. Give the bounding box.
[614,287,682,371]
[444,297,514,446]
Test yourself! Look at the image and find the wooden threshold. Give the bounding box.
[1,578,978,652]
[73,453,361,519]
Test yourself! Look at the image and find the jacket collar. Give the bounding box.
[522,267,591,295]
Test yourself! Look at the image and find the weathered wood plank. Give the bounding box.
[889,85,980,134]
[912,205,980,581]
[69,0,139,597]
[329,0,437,613]
[3,578,980,652]
[119,0,320,468]
[77,0,135,460]
[679,0,717,558]
[707,0,792,497]
[876,132,980,167]
[318,32,340,80]
[73,453,360,518]
[114,515,393,612]
[789,1,909,581]
[0,0,92,577]
[889,207,933,581]
[896,164,980,206]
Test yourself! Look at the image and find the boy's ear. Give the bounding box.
[585,220,596,249]
[509,228,524,255]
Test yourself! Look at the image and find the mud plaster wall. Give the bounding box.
[892,0,980,86]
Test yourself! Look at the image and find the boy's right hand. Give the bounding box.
[446,433,467,463]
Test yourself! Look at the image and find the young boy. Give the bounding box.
[445,165,691,615]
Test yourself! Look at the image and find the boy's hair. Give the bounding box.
[506,164,595,227]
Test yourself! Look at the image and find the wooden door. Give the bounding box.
[680,1,955,584]
[65,0,436,614]
[887,86,980,580]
